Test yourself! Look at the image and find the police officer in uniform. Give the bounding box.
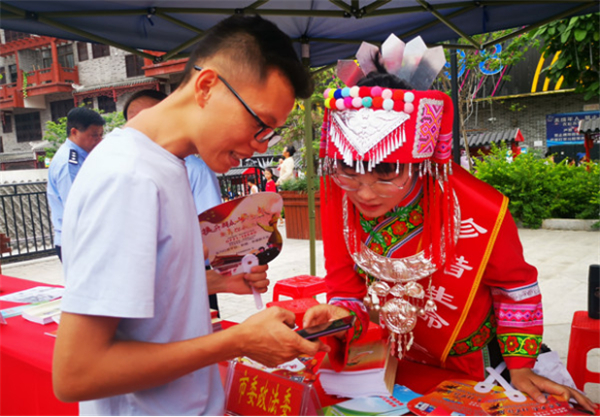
[47,107,105,260]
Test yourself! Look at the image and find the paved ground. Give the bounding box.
[3,225,599,400]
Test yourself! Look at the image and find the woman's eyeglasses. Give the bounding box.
[331,169,412,198]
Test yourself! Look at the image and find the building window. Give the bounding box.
[8,64,17,84]
[50,99,75,122]
[14,112,42,143]
[0,137,4,154]
[57,44,74,68]
[98,96,116,114]
[125,55,145,78]
[2,113,12,133]
[42,49,53,68]
[0,67,5,85]
[82,98,94,109]
[4,30,31,43]
[92,43,110,59]
[77,42,89,62]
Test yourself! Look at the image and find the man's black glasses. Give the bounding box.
[194,66,282,147]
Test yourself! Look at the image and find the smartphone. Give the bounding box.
[296,315,356,340]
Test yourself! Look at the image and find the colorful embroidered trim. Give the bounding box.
[360,197,424,258]
[433,131,452,160]
[490,283,541,302]
[494,302,543,328]
[324,86,416,113]
[449,310,497,356]
[413,98,444,159]
[498,333,542,358]
[330,297,369,343]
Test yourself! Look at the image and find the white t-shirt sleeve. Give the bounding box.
[61,168,158,319]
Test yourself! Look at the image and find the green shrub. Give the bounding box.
[550,160,600,220]
[278,176,320,193]
[473,143,599,228]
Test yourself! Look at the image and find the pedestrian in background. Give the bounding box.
[248,175,259,194]
[276,145,295,186]
[264,167,277,192]
[47,107,105,261]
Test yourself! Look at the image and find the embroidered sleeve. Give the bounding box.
[330,297,369,342]
[322,298,370,372]
[484,211,542,369]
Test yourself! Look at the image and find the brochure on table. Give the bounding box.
[407,379,588,416]
[322,384,421,416]
[0,286,63,303]
[21,299,62,325]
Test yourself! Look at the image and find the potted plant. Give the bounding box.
[278,176,322,240]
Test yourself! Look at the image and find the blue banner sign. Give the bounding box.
[546,111,599,146]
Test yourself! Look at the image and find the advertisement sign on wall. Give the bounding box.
[546,111,599,146]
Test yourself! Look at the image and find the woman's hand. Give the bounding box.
[509,367,597,413]
[303,304,352,340]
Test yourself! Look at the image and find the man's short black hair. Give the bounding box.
[123,89,168,120]
[66,107,105,135]
[180,15,313,99]
[286,145,296,157]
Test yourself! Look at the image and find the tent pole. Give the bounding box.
[451,47,461,164]
[302,50,317,277]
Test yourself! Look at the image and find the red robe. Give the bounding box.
[321,165,542,380]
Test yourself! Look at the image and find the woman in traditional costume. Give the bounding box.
[305,35,594,411]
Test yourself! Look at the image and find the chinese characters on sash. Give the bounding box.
[422,218,488,329]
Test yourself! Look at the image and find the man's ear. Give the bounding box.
[194,68,219,108]
[69,127,79,139]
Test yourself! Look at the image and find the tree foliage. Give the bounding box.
[438,31,539,168]
[277,68,337,148]
[276,67,339,172]
[535,13,599,101]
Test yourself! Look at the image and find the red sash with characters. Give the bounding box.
[408,166,508,364]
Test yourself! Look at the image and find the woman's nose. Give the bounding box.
[356,182,378,200]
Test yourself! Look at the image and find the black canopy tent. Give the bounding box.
[1,1,596,274]
[1,1,596,66]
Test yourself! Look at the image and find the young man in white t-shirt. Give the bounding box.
[53,15,329,415]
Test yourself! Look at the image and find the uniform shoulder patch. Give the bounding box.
[68,149,79,165]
